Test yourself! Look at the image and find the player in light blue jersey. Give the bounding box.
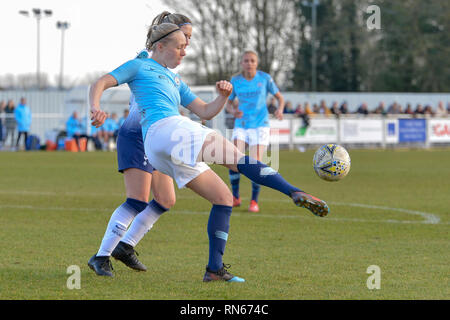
[87,12,193,277]
[225,50,285,213]
[89,23,329,282]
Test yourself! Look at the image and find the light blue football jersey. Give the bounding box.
[109,58,197,140]
[120,49,150,135]
[229,71,279,129]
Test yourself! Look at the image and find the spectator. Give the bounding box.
[118,109,129,127]
[387,101,402,114]
[435,101,447,117]
[267,97,277,114]
[4,100,16,148]
[294,103,304,116]
[404,103,414,115]
[293,103,310,137]
[304,102,315,116]
[339,101,349,115]
[14,97,32,150]
[283,101,295,114]
[313,103,320,114]
[79,115,95,150]
[66,111,84,151]
[356,102,369,116]
[373,102,386,115]
[89,123,103,150]
[330,101,340,117]
[414,104,424,115]
[102,112,119,149]
[319,100,331,116]
[423,105,434,116]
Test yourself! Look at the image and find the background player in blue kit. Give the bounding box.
[89,23,329,282]
[226,51,285,213]
[87,12,193,277]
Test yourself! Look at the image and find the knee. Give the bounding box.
[153,193,176,209]
[213,189,233,207]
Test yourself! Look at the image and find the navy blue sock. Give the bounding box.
[237,156,301,196]
[251,182,261,202]
[125,198,149,215]
[148,199,169,213]
[229,170,240,198]
[207,204,232,272]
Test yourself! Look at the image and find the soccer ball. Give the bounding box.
[313,144,351,182]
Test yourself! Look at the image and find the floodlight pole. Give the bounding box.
[303,0,319,92]
[56,21,70,90]
[19,8,53,90]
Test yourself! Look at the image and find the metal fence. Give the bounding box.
[266,114,450,150]
[1,88,448,150]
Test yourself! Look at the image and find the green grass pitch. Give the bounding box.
[0,149,448,299]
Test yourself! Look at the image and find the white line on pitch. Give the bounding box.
[0,203,445,225]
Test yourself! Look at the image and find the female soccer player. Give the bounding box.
[225,51,285,213]
[88,12,193,277]
[90,23,329,282]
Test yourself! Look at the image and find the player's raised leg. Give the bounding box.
[199,131,329,217]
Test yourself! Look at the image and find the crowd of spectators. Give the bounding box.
[1,95,449,151]
[267,98,449,118]
[0,96,128,151]
[65,109,125,151]
[0,97,32,150]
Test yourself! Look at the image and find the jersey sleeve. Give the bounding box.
[108,59,142,85]
[179,80,198,107]
[266,74,279,95]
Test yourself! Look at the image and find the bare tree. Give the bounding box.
[166,0,301,87]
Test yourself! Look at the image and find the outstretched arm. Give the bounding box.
[186,81,234,120]
[89,74,117,127]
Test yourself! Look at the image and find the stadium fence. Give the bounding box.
[0,88,448,150]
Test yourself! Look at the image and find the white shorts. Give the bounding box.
[232,127,270,146]
[144,115,214,189]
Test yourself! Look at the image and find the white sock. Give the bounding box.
[121,200,167,247]
[96,203,138,257]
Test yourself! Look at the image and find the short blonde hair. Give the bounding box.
[241,50,258,61]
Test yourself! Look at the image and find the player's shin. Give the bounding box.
[96,198,147,257]
[121,199,168,247]
[236,155,301,196]
[207,204,232,272]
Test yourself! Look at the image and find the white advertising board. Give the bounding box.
[428,119,450,142]
[291,118,338,144]
[269,119,291,144]
[385,119,399,144]
[340,119,384,143]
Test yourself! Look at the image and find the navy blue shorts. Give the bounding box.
[116,127,155,174]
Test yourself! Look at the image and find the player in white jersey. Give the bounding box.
[88,12,192,277]
[89,23,329,282]
[225,51,285,213]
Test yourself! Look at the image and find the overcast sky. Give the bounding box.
[0,0,172,84]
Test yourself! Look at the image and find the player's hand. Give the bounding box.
[216,80,233,98]
[234,109,243,119]
[90,107,107,128]
[274,108,284,120]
